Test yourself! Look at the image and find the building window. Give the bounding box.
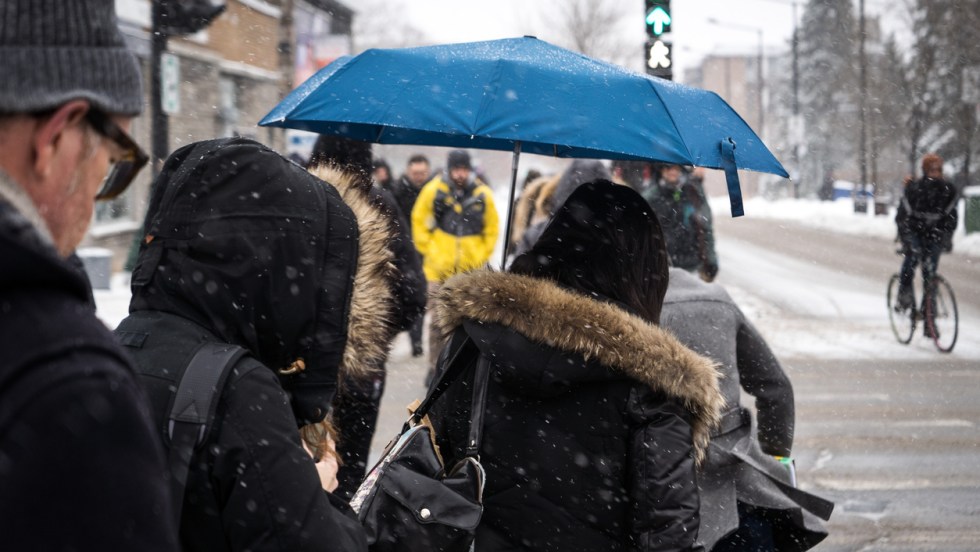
[218,75,239,137]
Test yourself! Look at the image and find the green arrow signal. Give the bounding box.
[646,6,671,35]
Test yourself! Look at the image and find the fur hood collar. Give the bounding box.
[434,269,723,462]
[308,164,396,384]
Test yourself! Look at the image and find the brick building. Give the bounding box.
[85,0,353,272]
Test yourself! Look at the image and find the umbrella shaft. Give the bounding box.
[501,141,523,269]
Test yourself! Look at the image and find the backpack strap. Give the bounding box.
[166,342,247,525]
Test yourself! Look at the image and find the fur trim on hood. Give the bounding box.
[434,269,724,463]
[309,165,397,384]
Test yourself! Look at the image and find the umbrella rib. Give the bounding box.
[645,79,697,165]
[472,56,507,137]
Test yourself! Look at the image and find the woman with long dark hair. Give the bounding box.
[428,180,723,551]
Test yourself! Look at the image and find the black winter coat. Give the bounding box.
[371,183,426,332]
[116,138,399,551]
[896,176,958,244]
[642,177,718,276]
[117,311,366,552]
[0,185,178,550]
[428,270,724,552]
[385,174,424,233]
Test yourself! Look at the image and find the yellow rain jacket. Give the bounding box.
[411,174,499,282]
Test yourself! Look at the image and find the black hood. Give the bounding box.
[129,137,358,424]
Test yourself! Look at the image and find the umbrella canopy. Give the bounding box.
[260,36,788,260]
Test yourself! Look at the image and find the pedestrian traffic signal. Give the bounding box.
[645,40,673,80]
[645,0,672,37]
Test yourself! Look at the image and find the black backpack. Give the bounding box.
[164,342,247,525]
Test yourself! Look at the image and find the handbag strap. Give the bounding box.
[411,332,491,458]
[412,333,477,420]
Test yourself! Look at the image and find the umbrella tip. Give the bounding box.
[523,35,538,39]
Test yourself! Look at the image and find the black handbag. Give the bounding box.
[349,336,490,551]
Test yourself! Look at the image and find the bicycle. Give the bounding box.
[887,272,959,353]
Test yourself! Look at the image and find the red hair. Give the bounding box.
[921,153,943,174]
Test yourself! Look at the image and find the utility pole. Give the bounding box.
[856,0,869,213]
[791,1,800,198]
[278,0,295,120]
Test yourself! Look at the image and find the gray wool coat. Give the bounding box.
[661,268,833,551]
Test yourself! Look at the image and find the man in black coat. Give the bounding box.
[387,154,432,356]
[0,0,177,549]
[895,153,959,328]
[0,0,176,551]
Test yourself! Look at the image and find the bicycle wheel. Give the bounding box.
[925,276,958,353]
[887,274,915,344]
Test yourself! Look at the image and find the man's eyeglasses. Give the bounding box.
[84,109,149,201]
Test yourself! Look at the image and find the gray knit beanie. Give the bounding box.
[0,0,143,116]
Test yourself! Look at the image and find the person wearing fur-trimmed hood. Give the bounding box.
[115,137,402,551]
[427,180,723,551]
[307,134,427,500]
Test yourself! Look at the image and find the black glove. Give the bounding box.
[943,234,953,253]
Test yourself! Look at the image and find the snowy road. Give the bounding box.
[713,215,980,551]
[714,214,980,361]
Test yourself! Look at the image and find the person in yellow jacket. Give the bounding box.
[411,149,499,372]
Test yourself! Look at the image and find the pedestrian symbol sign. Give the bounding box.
[648,40,671,69]
[644,40,673,80]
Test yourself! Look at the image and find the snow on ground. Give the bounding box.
[706,195,980,361]
[717,234,980,362]
[715,195,980,258]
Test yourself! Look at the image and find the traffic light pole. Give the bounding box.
[150,1,169,179]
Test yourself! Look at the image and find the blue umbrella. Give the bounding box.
[260,36,787,262]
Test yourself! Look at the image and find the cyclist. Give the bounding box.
[895,153,958,335]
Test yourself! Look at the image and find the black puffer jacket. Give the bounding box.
[0,175,177,550]
[428,270,723,552]
[386,174,423,232]
[116,138,396,551]
[896,176,958,244]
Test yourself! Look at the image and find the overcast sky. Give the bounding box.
[397,0,902,84]
[400,0,798,83]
